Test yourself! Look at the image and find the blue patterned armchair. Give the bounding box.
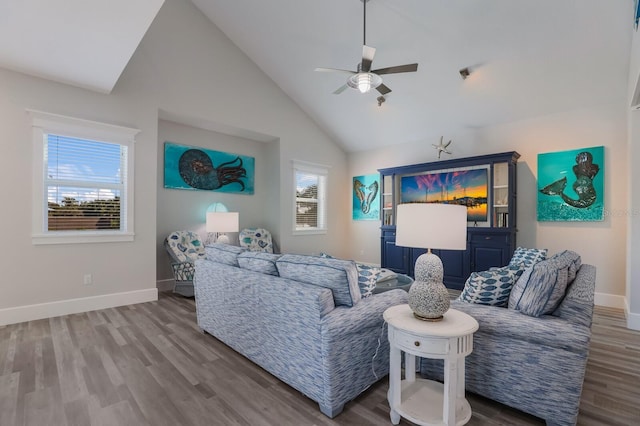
[239,227,275,253]
[164,231,206,297]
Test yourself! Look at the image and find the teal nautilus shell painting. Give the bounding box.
[164,142,255,194]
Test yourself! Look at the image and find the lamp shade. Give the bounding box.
[206,202,228,213]
[395,203,467,250]
[206,212,239,233]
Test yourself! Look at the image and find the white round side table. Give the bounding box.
[383,304,479,426]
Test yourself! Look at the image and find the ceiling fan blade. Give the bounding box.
[361,45,376,72]
[376,83,391,95]
[372,63,418,75]
[315,67,356,75]
[333,84,349,95]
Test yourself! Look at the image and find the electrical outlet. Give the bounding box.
[83,274,92,285]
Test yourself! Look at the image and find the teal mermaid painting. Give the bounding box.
[537,146,604,221]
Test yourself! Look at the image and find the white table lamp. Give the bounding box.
[206,208,239,245]
[396,203,467,321]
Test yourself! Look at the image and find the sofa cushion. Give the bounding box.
[204,243,246,267]
[237,251,281,276]
[448,299,592,352]
[509,246,547,269]
[509,250,582,317]
[458,264,524,307]
[319,253,380,298]
[356,263,381,298]
[276,254,361,307]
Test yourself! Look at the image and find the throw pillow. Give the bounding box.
[237,251,281,276]
[509,247,548,269]
[552,249,582,283]
[276,254,361,307]
[509,250,582,317]
[458,265,524,307]
[204,243,246,267]
[356,263,381,298]
[319,253,382,298]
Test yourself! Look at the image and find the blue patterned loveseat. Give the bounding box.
[194,245,408,417]
[420,253,596,426]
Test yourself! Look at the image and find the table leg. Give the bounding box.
[389,346,401,425]
[443,357,457,426]
[405,352,416,382]
[457,356,466,405]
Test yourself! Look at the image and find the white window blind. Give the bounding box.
[30,110,139,245]
[293,160,328,234]
[46,135,126,232]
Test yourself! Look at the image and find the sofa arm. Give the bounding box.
[321,289,408,336]
[318,289,407,414]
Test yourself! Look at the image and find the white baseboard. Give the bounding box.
[594,292,627,309]
[156,278,174,292]
[625,303,640,331]
[0,288,158,326]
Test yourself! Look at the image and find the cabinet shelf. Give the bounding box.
[379,151,519,289]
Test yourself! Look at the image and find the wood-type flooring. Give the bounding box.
[0,291,638,426]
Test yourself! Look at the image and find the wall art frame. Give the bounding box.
[352,174,380,220]
[537,146,604,221]
[164,142,255,194]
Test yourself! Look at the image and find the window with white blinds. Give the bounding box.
[46,135,126,232]
[293,160,328,234]
[30,110,139,244]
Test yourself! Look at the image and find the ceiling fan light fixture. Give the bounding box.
[348,72,382,93]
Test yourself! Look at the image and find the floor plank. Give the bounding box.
[0,291,638,425]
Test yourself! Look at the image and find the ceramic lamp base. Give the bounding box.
[413,312,444,322]
[216,233,230,244]
[408,279,451,321]
[414,251,444,283]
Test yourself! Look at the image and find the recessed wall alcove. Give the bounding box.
[156,109,280,288]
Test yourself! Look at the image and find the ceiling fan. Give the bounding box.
[315,0,418,96]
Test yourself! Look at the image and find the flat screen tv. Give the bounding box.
[400,168,489,222]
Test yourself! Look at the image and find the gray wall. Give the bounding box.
[348,103,629,308]
[0,0,348,321]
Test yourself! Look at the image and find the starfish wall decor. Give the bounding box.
[432,136,452,159]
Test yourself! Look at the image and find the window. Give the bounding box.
[293,160,329,234]
[30,110,139,244]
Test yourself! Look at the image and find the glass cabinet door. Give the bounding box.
[492,162,509,227]
[382,174,394,226]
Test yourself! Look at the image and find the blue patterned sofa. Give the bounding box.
[420,258,596,426]
[194,245,408,417]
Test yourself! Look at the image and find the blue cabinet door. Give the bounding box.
[407,247,468,290]
[381,231,409,274]
[468,230,513,272]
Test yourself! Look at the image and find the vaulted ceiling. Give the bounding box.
[0,0,632,152]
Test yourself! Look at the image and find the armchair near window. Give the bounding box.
[164,231,206,297]
[239,228,275,253]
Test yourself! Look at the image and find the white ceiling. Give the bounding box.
[0,0,632,152]
[191,0,632,152]
[0,0,164,93]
